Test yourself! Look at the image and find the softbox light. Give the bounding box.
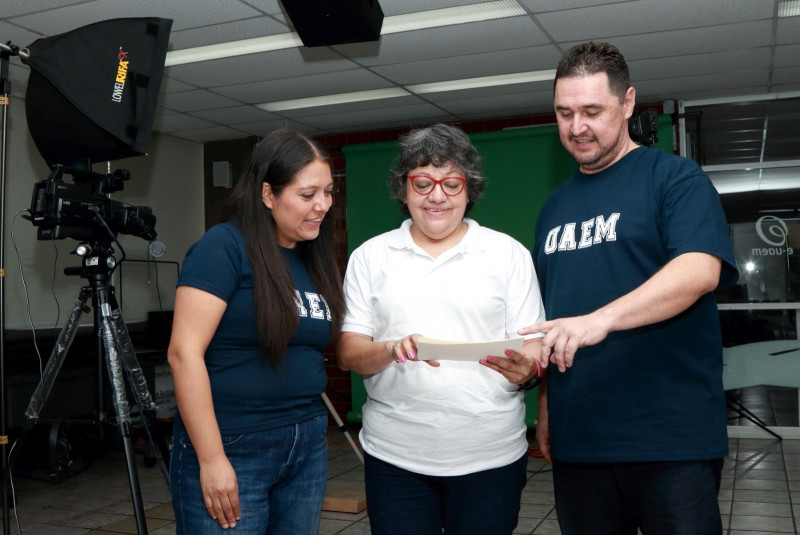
[23,17,172,166]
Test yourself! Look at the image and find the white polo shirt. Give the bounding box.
[342,218,546,476]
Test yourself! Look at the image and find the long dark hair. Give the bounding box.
[222,130,345,366]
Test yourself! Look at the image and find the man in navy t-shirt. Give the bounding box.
[520,42,738,534]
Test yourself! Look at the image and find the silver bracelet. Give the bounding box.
[387,340,399,361]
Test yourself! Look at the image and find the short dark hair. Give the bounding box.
[388,124,485,216]
[555,42,630,101]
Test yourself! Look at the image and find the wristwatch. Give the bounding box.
[517,376,542,391]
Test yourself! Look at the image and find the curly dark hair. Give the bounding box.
[388,124,485,216]
[555,42,630,101]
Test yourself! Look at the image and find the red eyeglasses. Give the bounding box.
[408,175,467,196]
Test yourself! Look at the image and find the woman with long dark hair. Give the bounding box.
[168,130,345,534]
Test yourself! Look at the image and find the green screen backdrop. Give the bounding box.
[341,117,673,427]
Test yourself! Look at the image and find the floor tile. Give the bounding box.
[734,478,789,491]
[733,489,791,503]
[732,501,793,517]
[730,514,796,532]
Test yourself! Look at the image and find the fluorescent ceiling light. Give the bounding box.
[257,88,410,112]
[778,0,800,17]
[165,0,526,66]
[166,33,303,66]
[382,0,526,34]
[408,70,555,94]
[255,70,556,112]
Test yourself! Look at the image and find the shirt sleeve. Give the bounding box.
[341,243,374,337]
[504,239,547,340]
[659,166,739,286]
[177,224,243,303]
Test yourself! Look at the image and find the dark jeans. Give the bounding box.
[552,458,724,535]
[170,414,328,535]
[364,451,528,535]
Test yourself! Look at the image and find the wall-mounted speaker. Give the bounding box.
[280,0,384,47]
[212,161,232,188]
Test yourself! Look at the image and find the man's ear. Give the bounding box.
[262,182,274,209]
[623,86,636,120]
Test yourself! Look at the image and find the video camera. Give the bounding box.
[29,165,156,243]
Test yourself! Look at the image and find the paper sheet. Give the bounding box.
[415,336,524,361]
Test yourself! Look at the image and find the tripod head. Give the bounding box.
[64,241,118,284]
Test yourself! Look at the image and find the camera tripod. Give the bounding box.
[11,242,168,535]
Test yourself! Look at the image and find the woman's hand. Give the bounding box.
[388,334,439,367]
[479,338,542,384]
[200,455,241,529]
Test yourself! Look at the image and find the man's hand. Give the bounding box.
[519,313,611,372]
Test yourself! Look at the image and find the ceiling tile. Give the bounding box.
[190,106,279,124]
[334,17,550,66]
[213,68,394,103]
[298,103,452,130]
[773,66,800,85]
[234,0,283,15]
[521,0,637,12]
[160,89,243,112]
[628,48,772,82]
[0,20,46,49]
[170,125,253,142]
[436,89,553,115]
[371,45,561,85]
[537,0,774,42]
[164,47,359,87]
[230,119,324,137]
[561,21,774,61]
[774,45,800,68]
[634,70,771,102]
[776,16,800,45]
[159,76,196,94]
[277,94,427,119]
[1,0,86,18]
[421,81,552,102]
[154,112,216,133]
[169,16,289,49]
[9,0,262,35]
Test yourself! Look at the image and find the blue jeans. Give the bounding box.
[552,458,724,535]
[170,414,328,535]
[364,452,528,535]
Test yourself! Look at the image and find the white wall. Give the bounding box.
[2,94,205,330]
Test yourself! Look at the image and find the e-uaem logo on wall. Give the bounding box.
[752,215,793,256]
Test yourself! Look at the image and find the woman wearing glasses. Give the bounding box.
[338,124,545,535]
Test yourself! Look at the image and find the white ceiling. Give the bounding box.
[2,0,800,195]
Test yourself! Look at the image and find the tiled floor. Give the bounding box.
[4,430,800,534]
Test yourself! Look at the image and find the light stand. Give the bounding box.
[0,39,24,535]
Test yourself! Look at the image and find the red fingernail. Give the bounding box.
[487,356,495,363]
[504,349,513,356]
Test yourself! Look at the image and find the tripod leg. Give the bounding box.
[321,393,363,464]
[106,293,170,473]
[107,292,156,412]
[97,296,148,535]
[2,289,90,487]
[24,288,91,421]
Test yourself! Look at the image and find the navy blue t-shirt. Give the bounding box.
[176,222,330,434]
[533,146,738,463]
